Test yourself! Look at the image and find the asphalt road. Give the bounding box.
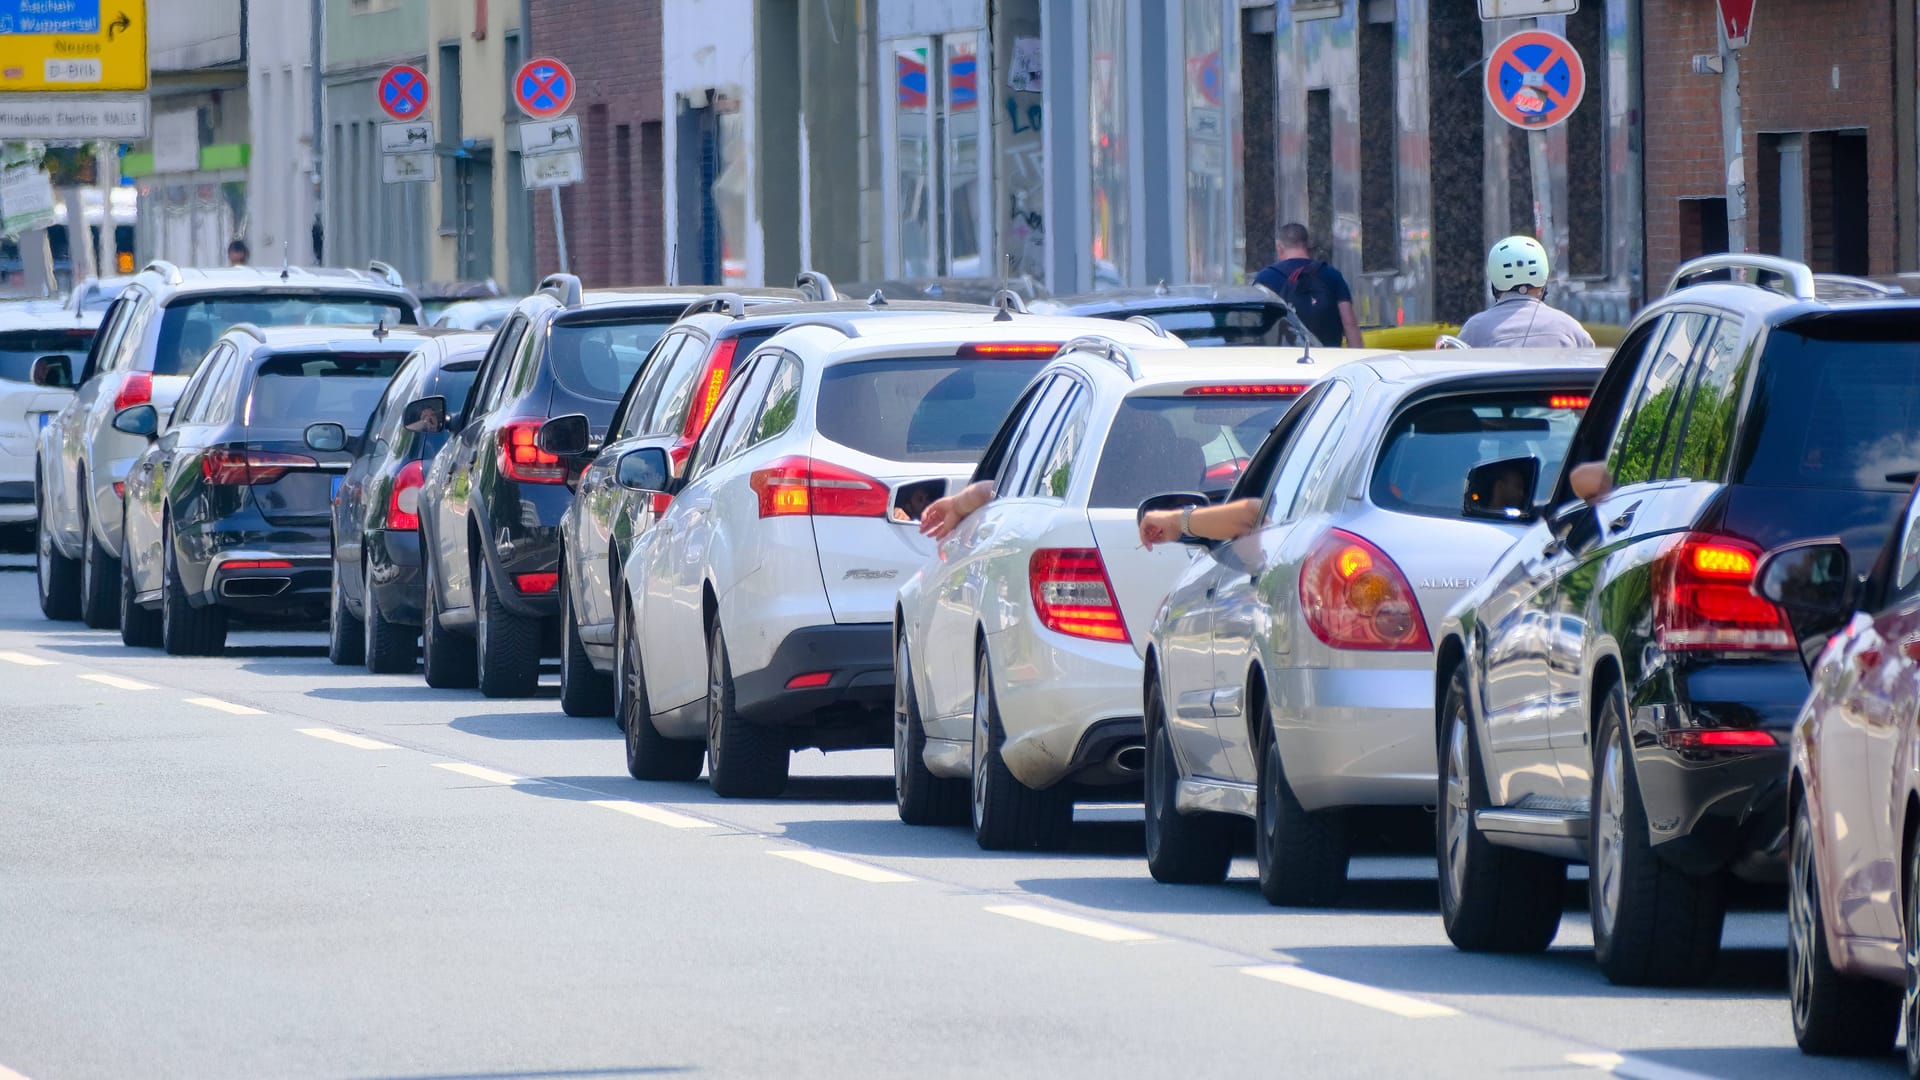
[0,556,1899,1080]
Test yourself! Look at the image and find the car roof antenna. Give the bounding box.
[280,241,290,281]
[373,318,388,341]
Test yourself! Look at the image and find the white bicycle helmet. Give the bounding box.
[1486,235,1550,292]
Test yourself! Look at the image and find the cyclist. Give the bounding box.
[1457,235,1594,349]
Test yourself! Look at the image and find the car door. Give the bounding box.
[431,314,527,615]
[127,340,220,593]
[337,358,413,603]
[56,289,140,541]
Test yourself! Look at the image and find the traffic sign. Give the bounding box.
[1717,0,1755,48]
[0,0,147,92]
[380,121,432,153]
[513,57,574,120]
[382,151,435,184]
[0,93,144,138]
[521,150,582,189]
[1484,29,1585,130]
[518,117,579,157]
[377,64,428,122]
[1478,0,1579,18]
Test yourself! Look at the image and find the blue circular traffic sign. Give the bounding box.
[514,57,576,120]
[378,64,429,122]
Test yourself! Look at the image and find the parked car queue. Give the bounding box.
[28,255,1920,1075]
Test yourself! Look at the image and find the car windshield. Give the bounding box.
[0,327,97,383]
[156,294,414,377]
[1128,304,1312,348]
[1740,330,1920,491]
[1088,392,1301,507]
[245,352,408,432]
[1371,389,1589,518]
[817,357,1048,463]
[549,316,678,401]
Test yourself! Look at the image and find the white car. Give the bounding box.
[895,342,1394,848]
[609,311,1171,797]
[0,308,100,526]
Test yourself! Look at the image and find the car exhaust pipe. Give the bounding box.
[1109,744,1146,775]
[221,577,290,598]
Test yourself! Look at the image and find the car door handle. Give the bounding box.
[1608,502,1641,534]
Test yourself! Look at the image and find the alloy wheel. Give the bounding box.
[706,631,725,777]
[970,664,990,833]
[1593,730,1627,938]
[1906,850,1920,1076]
[1443,716,1473,908]
[1788,810,1817,1033]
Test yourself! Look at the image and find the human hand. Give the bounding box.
[918,495,963,540]
[1138,509,1182,550]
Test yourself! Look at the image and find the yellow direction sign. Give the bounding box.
[0,0,147,92]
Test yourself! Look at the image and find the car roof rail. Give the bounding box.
[680,293,750,320]
[1812,273,1906,299]
[796,269,838,302]
[368,260,405,287]
[990,288,1028,321]
[1666,253,1816,300]
[1058,334,1141,379]
[227,321,267,343]
[1124,314,1170,338]
[539,272,584,308]
[142,259,183,285]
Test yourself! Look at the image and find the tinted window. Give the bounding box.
[154,294,413,377]
[1264,382,1352,525]
[1894,493,1920,598]
[426,362,482,426]
[995,376,1069,490]
[1019,385,1088,498]
[1089,393,1297,508]
[1607,312,1708,487]
[817,358,1048,463]
[1371,390,1589,519]
[1669,318,1748,482]
[1132,304,1309,348]
[0,326,96,383]
[244,352,408,431]
[750,354,803,447]
[549,316,677,401]
[1739,330,1920,492]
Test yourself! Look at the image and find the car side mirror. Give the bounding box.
[615,446,673,493]
[1755,540,1853,616]
[537,413,592,457]
[1462,456,1541,523]
[402,395,448,434]
[1137,491,1214,546]
[112,403,157,439]
[30,354,71,388]
[304,421,349,453]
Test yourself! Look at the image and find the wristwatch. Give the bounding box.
[1179,505,1196,537]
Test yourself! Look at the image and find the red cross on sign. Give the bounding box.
[1484,29,1586,131]
[1717,0,1756,48]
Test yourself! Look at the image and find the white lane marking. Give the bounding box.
[1241,965,1458,1019]
[183,696,265,715]
[79,673,155,690]
[1567,1053,1723,1080]
[770,850,915,883]
[983,903,1156,943]
[432,762,522,786]
[0,651,55,666]
[589,800,715,829]
[297,727,398,751]
[0,1064,34,1079]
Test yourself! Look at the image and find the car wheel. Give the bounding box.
[893,636,965,826]
[1256,725,1349,906]
[474,556,538,698]
[704,619,789,798]
[559,577,613,717]
[159,517,226,657]
[1142,676,1232,884]
[421,557,477,689]
[362,563,416,674]
[969,646,1071,851]
[1904,839,1920,1080]
[1788,796,1899,1055]
[1590,685,1727,986]
[327,555,365,666]
[618,604,702,781]
[1437,666,1564,952]
[35,472,81,620]
[118,508,160,648]
[77,497,120,630]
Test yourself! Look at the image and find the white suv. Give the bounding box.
[609,312,1169,797]
[895,342,1391,848]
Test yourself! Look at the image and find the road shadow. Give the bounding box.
[307,685,451,704]
[506,775,670,804]
[771,813,1147,862]
[1272,941,1788,999]
[1013,870,1444,917]
[449,712,620,741]
[1615,1046,1903,1078]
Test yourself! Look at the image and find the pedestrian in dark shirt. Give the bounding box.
[1252,223,1365,348]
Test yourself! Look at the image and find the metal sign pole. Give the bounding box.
[550,185,569,273]
[1718,21,1748,254]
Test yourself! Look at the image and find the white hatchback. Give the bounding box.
[0,308,98,525]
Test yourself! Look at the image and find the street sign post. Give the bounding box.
[514,58,579,273]
[1717,0,1755,48]
[377,64,428,123]
[1478,0,1579,18]
[1484,29,1586,130]
[0,0,148,92]
[375,71,434,184]
[380,121,433,154]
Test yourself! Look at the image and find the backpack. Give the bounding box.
[1270,260,1337,342]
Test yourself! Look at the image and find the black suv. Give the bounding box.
[1028,284,1317,348]
[1434,255,1920,985]
[413,275,798,697]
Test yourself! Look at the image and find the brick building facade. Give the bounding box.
[528,0,667,287]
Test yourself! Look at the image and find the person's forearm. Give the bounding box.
[953,480,996,517]
[1187,498,1261,541]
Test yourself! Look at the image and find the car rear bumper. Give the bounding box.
[203,549,331,620]
[731,623,893,743]
[1271,664,1435,812]
[988,629,1146,790]
[366,527,426,626]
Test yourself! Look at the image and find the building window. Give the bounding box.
[1185,0,1237,282]
[1678,196,1730,262]
[438,43,462,233]
[1089,0,1129,287]
[1356,1,1396,273]
[1808,129,1868,274]
[891,38,936,277]
[887,32,988,278]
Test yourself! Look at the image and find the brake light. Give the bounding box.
[111,482,123,499]
[1184,383,1309,396]
[386,459,425,530]
[960,342,1063,357]
[113,371,152,411]
[785,671,833,689]
[1299,529,1431,651]
[748,456,889,518]
[497,419,566,484]
[514,572,558,594]
[1661,729,1779,750]
[682,338,739,440]
[201,448,318,486]
[1205,457,1251,482]
[1029,548,1129,643]
[1549,394,1591,410]
[220,559,293,571]
[1652,533,1793,651]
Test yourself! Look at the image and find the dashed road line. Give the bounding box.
[183,696,265,715]
[297,727,399,750]
[1566,1052,1722,1080]
[1240,964,1458,1019]
[589,800,715,829]
[0,1063,33,1080]
[0,651,54,666]
[79,673,156,690]
[432,762,522,786]
[983,903,1157,942]
[771,849,915,883]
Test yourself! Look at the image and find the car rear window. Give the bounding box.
[1739,331,1920,491]
[1130,305,1310,348]
[1088,392,1300,507]
[817,357,1048,463]
[156,294,415,377]
[245,352,407,431]
[0,327,96,382]
[1371,389,1588,519]
[549,316,677,401]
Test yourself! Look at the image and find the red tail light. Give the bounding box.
[113,371,152,411]
[221,559,293,571]
[1184,383,1309,396]
[959,342,1063,357]
[749,456,889,518]
[651,440,696,514]
[1029,548,1129,643]
[1548,394,1592,410]
[785,671,833,689]
[514,572,558,594]
[497,419,566,484]
[1661,729,1779,750]
[386,459,425,530]
[682,338,739,440]
[201,448,318,486]
[1653,533,1794,651]
[1299,529,1431,652]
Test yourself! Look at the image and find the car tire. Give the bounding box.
[1256,726,1349,906]
[1143,675,1233,884]
[35,470,80,620]
[1437,666,1564,952]
[704,619,789,798]
[118,510,160,648]
[893,636,965,826]
[1590,685,1727,986]
[77,497,120,630]
[160,518,226,657]
[618,604,703,782]
[1788,797,1899,1056]
[1904,841,1920,1080]
[559,578,613,717]
[327,556,365,666]
[421,557,477,690]
[474,556,539,698]
[362,563,416,674]
[969,646,1071,851]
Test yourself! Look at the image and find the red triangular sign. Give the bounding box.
[1717,0,1755,47]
